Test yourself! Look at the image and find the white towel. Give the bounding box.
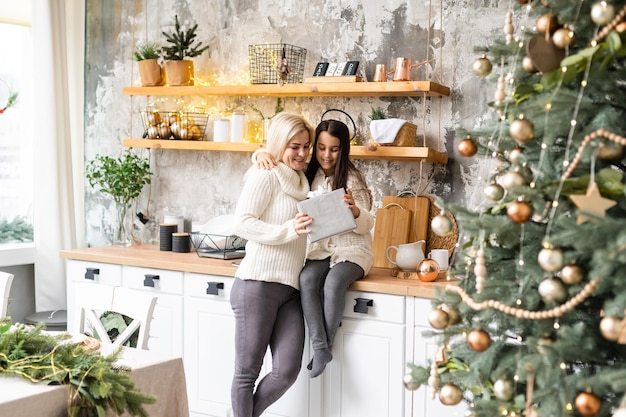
[370,118,407,144]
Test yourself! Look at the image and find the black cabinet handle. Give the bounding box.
[84,267,100,280]
[354,298,374,314]
[143,274,160,287]
[206,282,225,295]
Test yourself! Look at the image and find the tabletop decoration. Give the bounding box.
[0,319,156,417]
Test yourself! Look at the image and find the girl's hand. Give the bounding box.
[344,189,361,219]
[256,151,277,170]
[294,212,313,235]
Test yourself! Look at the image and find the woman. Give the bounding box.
[255,119,374,378]
[231,112,314,417]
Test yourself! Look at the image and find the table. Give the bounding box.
[0,346,190,417]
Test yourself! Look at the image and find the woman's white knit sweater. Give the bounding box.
[234,163,310,290]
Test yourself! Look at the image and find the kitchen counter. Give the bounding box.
[60,244,457,299]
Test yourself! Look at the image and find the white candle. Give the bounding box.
[213,119,229,142]
[230,112,245,142]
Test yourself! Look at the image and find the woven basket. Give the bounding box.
[370,122,417,147]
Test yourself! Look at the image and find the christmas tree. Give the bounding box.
[406,1,626,417]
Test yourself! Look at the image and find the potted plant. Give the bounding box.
[161,15,209,86]
[134,41,163,87]
[86,151,152,246]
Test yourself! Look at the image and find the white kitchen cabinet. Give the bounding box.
[411,297,466,417]
[122,265,184,357]
[322,290,406,417]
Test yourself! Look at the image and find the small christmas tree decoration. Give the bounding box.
[474,247,487,292]
[495,75,506,105]
[458,135,478,157]
[432,212,454,236]
[472,54,493,77]
[493,378,515,401]
[552,26,576,48]
[596,141,624,161]
[507,199,534,223]
[428,360,439,399]
[508,147,525,164]
[428,308,450,329]
[560,264,584,285]
[440,303,461,325]
[439,382,464,405]
[526,34,566,73]
[599,316,623,341]
[538,277,568,303]
[569,181,617,224]
[417,258,441,282]
[536,13,559,34]
[403,372,419,391]
[537,244,564,272]
[467,328,491,352]
[522,55,537,73]
[509,115,534,145]
[484,182,505,201]
[499,170,527,191]
[575,391,602,417]
[591,1,616,25]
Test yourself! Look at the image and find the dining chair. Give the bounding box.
[0,271,14,319]
[73,283,158,350]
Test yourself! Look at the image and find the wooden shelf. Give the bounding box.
[123,139,448,163]
[123,81,450,98]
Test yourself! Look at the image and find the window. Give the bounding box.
[0,13,34,246]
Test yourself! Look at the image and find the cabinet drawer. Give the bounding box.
[184,272,234,302]
[342,290,405,324]
[67,260,121,285]
[122,266,183,295]
[413,297,435,328]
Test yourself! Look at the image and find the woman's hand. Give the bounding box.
[256,151,278,170]
[294,212,313,235]
[344,189,361,219]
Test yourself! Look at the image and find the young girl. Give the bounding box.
[231,112,314,417]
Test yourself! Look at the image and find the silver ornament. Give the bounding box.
[499,171,527,191]
[538,277,567,303]
[493,378,515,401]
[537,247,564,272]
[591,1,615,25]
[432,214,454,236]
[484,183,505,201]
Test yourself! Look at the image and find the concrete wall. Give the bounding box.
[83,0,508,246]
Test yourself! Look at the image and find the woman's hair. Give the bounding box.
[306,119,365,190]
[265,112,313,161]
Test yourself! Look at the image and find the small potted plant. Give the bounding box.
[161,15,209,86]
[86,151,153,246]
[134,41,163,87]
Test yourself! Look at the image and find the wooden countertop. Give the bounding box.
[60,245,457,299]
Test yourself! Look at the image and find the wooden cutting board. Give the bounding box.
[373,203,412,268]
[381,195,430,243]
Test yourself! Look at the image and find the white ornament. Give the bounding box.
[538,278,567,303]
[591,1,616,25]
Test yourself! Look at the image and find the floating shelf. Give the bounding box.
[122,139,448,164]
[123,81,450,98]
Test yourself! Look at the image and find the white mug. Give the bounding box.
[428,249,449,271]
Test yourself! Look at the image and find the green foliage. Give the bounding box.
[133,42,161,61]
[369,107,387,120]
[85,151,152,207]
[0,216,33,243]
[0,320,155,416]
[248,97,284,120]
[161,15,209,61]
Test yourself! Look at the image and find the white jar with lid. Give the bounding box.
[230,112,245,142]
[213,118,229,142]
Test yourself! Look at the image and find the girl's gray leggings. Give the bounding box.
[230,278,305,417]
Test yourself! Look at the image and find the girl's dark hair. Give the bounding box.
[305,119,366,190]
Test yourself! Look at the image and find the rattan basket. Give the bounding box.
[248,44,307,84]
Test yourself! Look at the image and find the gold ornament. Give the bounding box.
[522,56,537,73]
[439,383,464,405]
[431,214,454,236]
[599,316,622,341]
[403,372,420,391]
[596,141,624,161]
[574,391,602,417]
[417,258,441,282]
[147,110,161,126]
[472,54,493,77]
[536,14,559,34]
[499,171,527,191]
[467,329,491,352]
[509,115,534,144]
[537,246,564,272]
[493,378,515,401]
[458,135,478,157]
[484,182,505,201]
[158,124,172,139]
[428,308,450,329]
[526,34,566,73]
[190,125,203,140]
[508,147,525,164]
[569,181,617,224]
[146,125,159,139]
[552,27,576,49]
[538,277,568,303]
[440,304,461,325]
[507,199,533,223]
[560,264,584,285]
[591,1,616,25]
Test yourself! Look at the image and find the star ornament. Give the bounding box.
[569,181,617,224]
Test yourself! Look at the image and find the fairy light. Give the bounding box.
[516,299,522,305]
[581,80,587,87]
[566,403,573,411]
[571,120,577,126]
[560,363,567,370]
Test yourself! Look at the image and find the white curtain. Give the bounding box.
[31,1,85,312]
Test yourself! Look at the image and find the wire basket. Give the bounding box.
[248,44,307,84]
[141,110,209,140]
[191,232,247,260]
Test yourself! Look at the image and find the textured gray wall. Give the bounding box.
[83,0,508,246]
